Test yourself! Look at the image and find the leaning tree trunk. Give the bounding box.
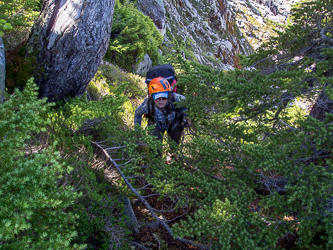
[0,37,5,103]
[309,85,333,121]
[27,0,115,102]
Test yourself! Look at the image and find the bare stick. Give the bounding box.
[130,241,150,250]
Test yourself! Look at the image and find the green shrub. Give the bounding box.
[89,64,146,100]
[0,0,42,31]
[105,0,163,71]
[117,1,333,248]
[0,19,12,36]
[65,153,130,250]
[0,78,84,249]
[0,0,43,49]
[45,75,133,248]
[162,53,333,248]
[0,78,131,249]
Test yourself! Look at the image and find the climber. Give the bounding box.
[134,77,191,155]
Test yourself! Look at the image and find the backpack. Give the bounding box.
[146,64,178,93]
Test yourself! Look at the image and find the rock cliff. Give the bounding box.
[137,0,301,70]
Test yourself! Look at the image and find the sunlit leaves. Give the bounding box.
[0,0,42,32]
[0,78,83,249]
[105,0,163,71]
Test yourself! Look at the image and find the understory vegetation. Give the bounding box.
[104,0,163,72]
[1,0,333,249]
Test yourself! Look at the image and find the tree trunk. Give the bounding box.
[309,85,333,121]
[27,0,115,102]
[0,37,5,104]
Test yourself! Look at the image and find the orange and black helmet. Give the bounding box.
[148,77,171,96]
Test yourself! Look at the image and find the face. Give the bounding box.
[154,97,168,109]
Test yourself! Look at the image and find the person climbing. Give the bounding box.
[134,77,191,155]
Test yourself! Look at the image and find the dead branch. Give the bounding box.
[92,141,212,250]
[130,241,150,250]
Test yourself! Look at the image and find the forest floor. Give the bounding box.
[127,188,298,250]
[96,135,301,250]
[129,195,201,250]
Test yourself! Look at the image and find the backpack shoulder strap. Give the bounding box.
[170,93,176,103]
[145,98,155,124]
[147,98,151,114]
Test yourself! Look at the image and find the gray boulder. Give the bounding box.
[135,53,152,76]
[137,0,166,35]
[0,37,5,104]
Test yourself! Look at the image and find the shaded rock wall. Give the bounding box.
[137,0,166,35]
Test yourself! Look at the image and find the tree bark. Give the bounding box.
[309,85,333,121]
[0,37,5,104]
[0,37,6,104]
[27,0,115,101]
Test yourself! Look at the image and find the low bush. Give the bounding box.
[89,63,146,100]
[0,78,131,249]
[0,79,84,249]
[104,0,163,71]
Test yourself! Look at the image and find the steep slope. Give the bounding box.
[138,0,301,69]
[232,0,301,50]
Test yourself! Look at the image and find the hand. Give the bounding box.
[180,118,191,130]
[185,118,192,127]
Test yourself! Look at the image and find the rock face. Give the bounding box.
[162,0,249,70]
[0,37,5,103]
[231,0,301,50]
[137,0,300,69]
[137,0,166,36]
[135,53,152,76]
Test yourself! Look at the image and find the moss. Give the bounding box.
[17,46,26,57]
[40,65,45,74]
[5,46,36,93]
[88,63,146,101]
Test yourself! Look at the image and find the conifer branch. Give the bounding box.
[92,141,212,249]
[141,193,160,198]
[130,241,150,250]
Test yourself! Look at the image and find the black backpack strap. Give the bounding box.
[170,93,176,103]
[147,98,151,114]
[145,98,155,124]
[174,107,186,121]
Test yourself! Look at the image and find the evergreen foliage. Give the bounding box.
[0,78,130,248]
[175,1,332,248]
[2,0,333,248]
[0,79,83,249]
[105,0,163,71]
[0,0,42,35]
[117,0,333,248]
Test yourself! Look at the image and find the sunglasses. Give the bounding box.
[156,97,168,100]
